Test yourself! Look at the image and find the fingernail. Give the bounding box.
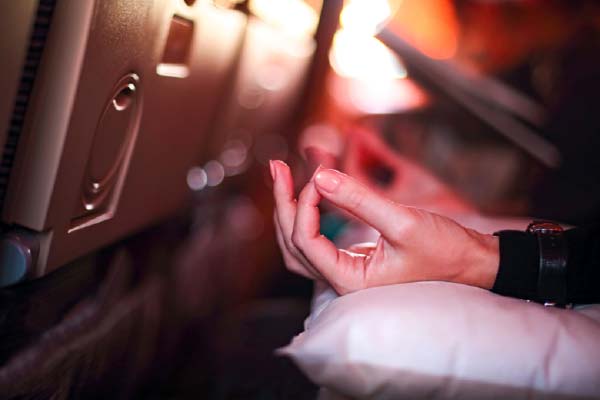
[309,164,323,181]
[269,160,277,180]
[315,170,340,193]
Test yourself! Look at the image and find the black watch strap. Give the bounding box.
[527,221,568,306]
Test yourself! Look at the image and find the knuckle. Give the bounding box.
[390,207,417,241]
[282,253,302,272]
[283,251,298,269]
[282,254,294,268]
[287,263,301,274]
[288,241,306,261]
[291,230,304,249]
[285,237,297,253]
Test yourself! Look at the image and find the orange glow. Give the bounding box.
[329,30,406,81]
[388,0,459,60]
[339,0,391,35]
[328,74,427,115]
[249,0,319,39]
[329,0,406,82]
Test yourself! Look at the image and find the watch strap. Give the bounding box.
[527,221,568,306]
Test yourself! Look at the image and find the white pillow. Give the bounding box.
[279,281,600,400]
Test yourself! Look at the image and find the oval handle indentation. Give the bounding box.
[112,83,136,111]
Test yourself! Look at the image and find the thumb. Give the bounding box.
[314,168,409,240]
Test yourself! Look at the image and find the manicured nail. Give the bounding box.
[315,170,340,193]
[269,160,277,180]
[309,164,323,181]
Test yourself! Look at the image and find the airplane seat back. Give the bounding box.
[0,0,250,282]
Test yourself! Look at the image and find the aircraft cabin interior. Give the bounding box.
[1,0,600,399]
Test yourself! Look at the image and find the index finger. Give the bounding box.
[313,168,412,241]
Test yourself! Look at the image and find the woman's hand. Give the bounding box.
[271,160,499,295]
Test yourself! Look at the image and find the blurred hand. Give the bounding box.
[270,160,499,295]
[305,128,476,215]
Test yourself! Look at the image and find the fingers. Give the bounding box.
[271,160,306,261]
[271,160,324,280]
[313,168,412,241]
[293,177,367,290]
[293,179,323,245]
[271,160,296,243]
[293,179,340,268]
[271,160,392,293]
[271,161,373,293]
[273,213,317,279]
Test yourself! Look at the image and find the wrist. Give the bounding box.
[458,230,500,289]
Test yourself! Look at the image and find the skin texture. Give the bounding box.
[271,160,499,295]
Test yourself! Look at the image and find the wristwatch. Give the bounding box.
[527,221,569,307]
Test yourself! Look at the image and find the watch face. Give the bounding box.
[527,221,563,235]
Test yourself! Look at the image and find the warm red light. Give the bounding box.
[388,0,459,60]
